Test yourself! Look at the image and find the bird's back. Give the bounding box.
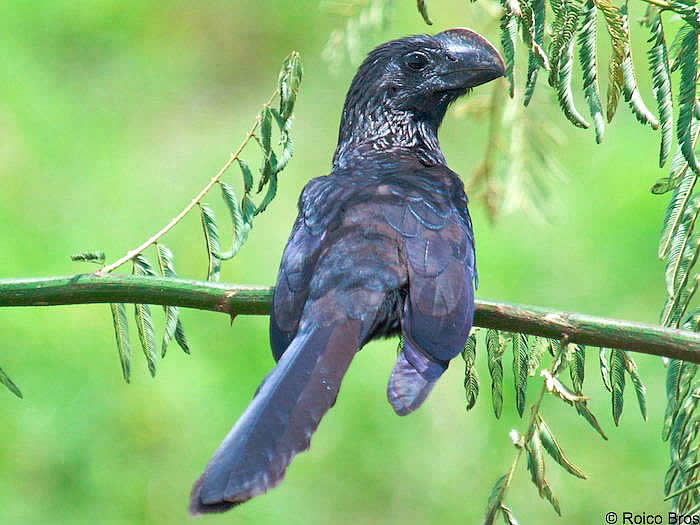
[270,153,476,361]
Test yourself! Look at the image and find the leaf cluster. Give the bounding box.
[656,126,700,514]
[0,53,303,394]
[461,330,647,521]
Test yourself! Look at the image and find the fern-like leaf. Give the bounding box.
[646,10,674,167]
[133,255,157,377]
[109,303,131,383]
[610,349,626,425]
[557,29,590,129]
[524,0,546,106]
[487,329,505,418]
[500,6,518,98]
[621,352,648,421]
[619,5,659,130]
[484,474,508,525]
[512,333,529,417]
[676,26,699,174]
[462,333,479,410]
[569,343,585,394]
[659,155,698,257]
[154,244,186,357]
[594,0,627,122]
[537,414,587,479]
[216,182,250,260]
[578,0,605,142]
[199,204,222,282]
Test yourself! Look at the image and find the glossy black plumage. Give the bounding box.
[190,28,505,514]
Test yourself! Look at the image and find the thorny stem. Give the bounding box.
[96,90,279,276]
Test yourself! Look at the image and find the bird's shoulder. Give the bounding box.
[297,158,472,235]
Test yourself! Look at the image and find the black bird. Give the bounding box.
[190,28,505,514]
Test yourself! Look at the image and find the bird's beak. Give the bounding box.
[435,28,505,90]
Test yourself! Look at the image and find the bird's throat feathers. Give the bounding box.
[332,35,462,169]
[333,88,450,169]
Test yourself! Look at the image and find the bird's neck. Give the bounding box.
[332,93,447,169]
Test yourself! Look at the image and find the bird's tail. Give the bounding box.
[189,320,363,514]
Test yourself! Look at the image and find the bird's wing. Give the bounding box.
[269,175,347,361]
[191,180,405,514]
[385,181,476,415]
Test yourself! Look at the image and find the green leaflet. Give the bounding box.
[525,431,562,515]
[241,194,257,226]
[0,365,22,398]
[676,26,699,174]
[270,108,295,173]
[109,303,131,383]
[259,106,272,158]
[659,159,698,257]
[155,244,188,356]
[133,256,157,377]
[520,0,547,67]
[238,158,254,194]
[610,349,626,425]
[621,352,647,421]
[557,30,590,129]
[669,391,698,471]
[255,170,278,216]
[664,202,700,298]
[661,273,699,328]
[512,333,529,417]
[594,0,627,122]
[216,181,250,261]
[567,344,585,394]
[574,400,609,440]
[134,302,157,377]
[524,0,546,106]
[665,480,700,502]
[663,359,697,441]
[487,329,505,418]
[500,4,518,98]
[278,51,302,121]
[537,414,587,479]
[462,333,479,411]
[199,204,222,282]
[257,138,277,193]
[70,251,106,264]
[619,5,659,130]
[578,0,604,142]
[174,318,190,354]
[645,10,673,167]
[483,474,507,525]
[527,337,547,376]
[417,0,432,25]
[547,0,572,89]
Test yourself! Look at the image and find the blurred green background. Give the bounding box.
[0,1,680,523]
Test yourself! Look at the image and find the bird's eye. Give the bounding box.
[405,51,429,71]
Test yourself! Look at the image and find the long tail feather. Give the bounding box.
[189,320,361,514]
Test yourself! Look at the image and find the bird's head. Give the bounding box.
[334,28,505,167]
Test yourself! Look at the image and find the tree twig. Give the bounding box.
[1,274,698,363]
[95,90,278,276]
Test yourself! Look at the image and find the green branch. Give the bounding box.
[1,274,698,363]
